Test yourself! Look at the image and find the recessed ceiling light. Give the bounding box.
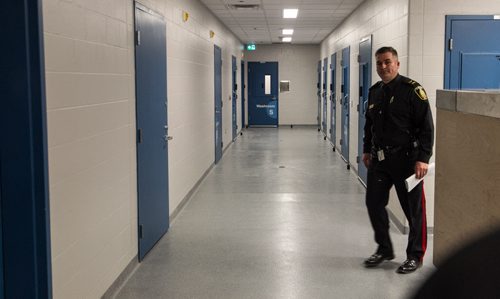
[283,9,298,18]
[282,29,294,35]
[282,37,292,42]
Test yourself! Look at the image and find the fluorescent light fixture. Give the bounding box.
[282,37,292,42]
[283,8,298,18]
[282,29,294,35]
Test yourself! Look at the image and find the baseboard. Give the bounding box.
[103,161,218,298]
[101,256,139,299]
[169,163,215,224]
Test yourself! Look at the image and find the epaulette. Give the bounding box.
[404,78,428,101]
[404,78,421,88]
[369,81,383,90]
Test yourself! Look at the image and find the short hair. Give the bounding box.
[375,46,398,58]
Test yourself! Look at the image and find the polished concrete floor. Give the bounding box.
[116,127,435,299]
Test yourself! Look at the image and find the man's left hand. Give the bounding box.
[414,161,428,180]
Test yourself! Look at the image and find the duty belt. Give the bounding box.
[371,145,406,158]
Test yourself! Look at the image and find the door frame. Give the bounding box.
[322,57,328,138]
[0,1,52,297]
[231,55,237,140]
[330,52,337,150]
[317,60,322,131]
[214,45,223,163]
[241,61,245,131]
[341,46,351,169]
[358,35,372,186]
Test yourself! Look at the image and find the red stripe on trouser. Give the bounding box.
[421,182,427,262]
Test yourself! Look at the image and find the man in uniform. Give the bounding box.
[362,47,434,274]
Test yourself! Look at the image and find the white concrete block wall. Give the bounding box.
[244,44,319,125]
[43,0,242,297]
[320,0,411,228]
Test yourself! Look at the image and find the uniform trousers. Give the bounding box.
[366,149,427,261]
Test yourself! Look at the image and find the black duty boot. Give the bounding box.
[396,258,421,274]
[364,253,395,267]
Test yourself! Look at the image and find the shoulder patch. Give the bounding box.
[414,86,428,101]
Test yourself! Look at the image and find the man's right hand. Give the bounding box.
[362,153,372,168]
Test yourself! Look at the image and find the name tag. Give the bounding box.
[377,150,385,161]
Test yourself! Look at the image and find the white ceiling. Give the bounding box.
[199,0,366,44]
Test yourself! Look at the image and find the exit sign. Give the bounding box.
[246,44,256,51]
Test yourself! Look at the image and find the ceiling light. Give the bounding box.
[283,9,298,18]
[282,29,294,35]
[282,37,292,42]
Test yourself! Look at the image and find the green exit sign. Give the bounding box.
[246,44,256,51]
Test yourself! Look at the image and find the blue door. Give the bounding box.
[317,60,322,131]
[358,36,372,185]
[341,47,350,168]
[247,62,279,126]
[134,3,169,261]
[330,53,337,150]
[232,56,238,140]
[241,61,245,130]
[214,45,223,162]
[445,16,500,89]
[322,57,328,138]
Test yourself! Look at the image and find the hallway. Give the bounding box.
[116,127,434,299]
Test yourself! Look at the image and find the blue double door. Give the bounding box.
[247,62,279,126]
[134,3,169,261]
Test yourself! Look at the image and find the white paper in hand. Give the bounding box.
[405,163,435,192]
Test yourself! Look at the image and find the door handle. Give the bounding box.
[164,135,173,141]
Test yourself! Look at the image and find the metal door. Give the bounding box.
[445,16,500,89]
[241,61,245,130]
[317,60,321,131]
[134,3,169,261]
[247,62,279,126]
[322,57,328,138]
[358,36,372,185]
[330,53,337,150]
[232,56,237,140]
[341,46,350,168]
[214,45,223,162]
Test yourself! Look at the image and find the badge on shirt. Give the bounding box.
[414,86,428,101]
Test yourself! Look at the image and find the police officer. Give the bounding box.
[362,47,434,274]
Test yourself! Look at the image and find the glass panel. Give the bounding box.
[265,75,271,95]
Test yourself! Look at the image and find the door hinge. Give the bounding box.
[359,86,363,97]
[135,30,141,46]
[137,129,143,143]
[340,138,343,145]
[356,155,360,163]
[357,104,359,112]
[341,85,345,93]
[221,142,223,148]
[357,55,361,63]
[448,38,453,51]
[139,224,143,239]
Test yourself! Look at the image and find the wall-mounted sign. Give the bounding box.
[246,43,256,51]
